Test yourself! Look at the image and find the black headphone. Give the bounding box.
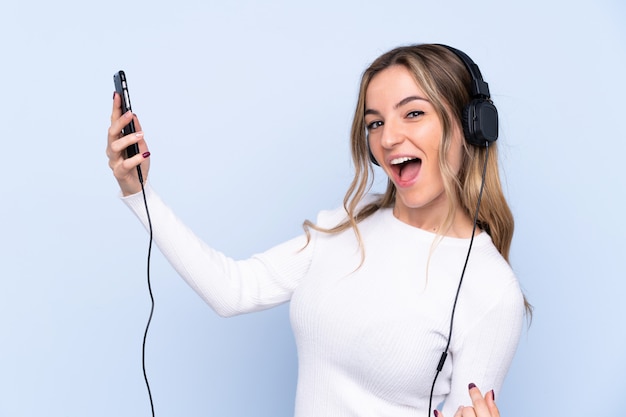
[368,44,498,165]
[440,44,499,147]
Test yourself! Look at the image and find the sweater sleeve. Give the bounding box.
[121,183,314,317]
[441,281,525,416]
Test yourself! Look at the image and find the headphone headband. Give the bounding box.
[436,44,499,147]
[437,45,491,99]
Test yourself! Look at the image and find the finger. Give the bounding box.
[111,150,150,194]
[468,384,489,417]
[459,406,474,417]
[486,390,500,417]
[121,150,149,172]
[433,407,465,417]
[111,91,122,121]
[107,110,135,146]
[127,115,149,157]
[110,131,145,155]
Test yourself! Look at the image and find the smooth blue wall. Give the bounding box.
[0,1,624,416]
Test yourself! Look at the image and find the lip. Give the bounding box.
[386,154,422,188]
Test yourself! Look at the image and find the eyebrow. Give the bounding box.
[364,95,429,116]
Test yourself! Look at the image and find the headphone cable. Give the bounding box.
[137,166,156,417]
[427,142,490,417]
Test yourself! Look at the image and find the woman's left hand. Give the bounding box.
[435,384,499,417]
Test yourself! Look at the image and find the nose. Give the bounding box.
[380,120,405,149]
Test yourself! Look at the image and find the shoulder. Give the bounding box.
[473,234,519,287]
[314,193,383,229]
[456,233,525,320]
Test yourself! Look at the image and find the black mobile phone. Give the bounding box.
[113,70,139,158]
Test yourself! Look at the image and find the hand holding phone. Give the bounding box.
[113,70,140,158]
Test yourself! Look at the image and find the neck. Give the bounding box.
[392,202,476,238]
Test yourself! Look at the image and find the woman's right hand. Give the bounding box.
[106,92,151,196]
[435,384,500,417]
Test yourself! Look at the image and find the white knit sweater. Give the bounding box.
[123,184,524,417]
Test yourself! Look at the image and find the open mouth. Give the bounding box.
[390,157,422,182]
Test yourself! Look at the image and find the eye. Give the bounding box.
[406,110,424,119]
[366,120,383,130]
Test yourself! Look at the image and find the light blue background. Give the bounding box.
[1,0,624,416]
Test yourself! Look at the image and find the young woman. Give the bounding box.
[106,44,528,416]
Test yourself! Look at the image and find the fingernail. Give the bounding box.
[142,151,151,158]
[433,410,439,417]
[125,111,133,118]
[135,132,144,138]
[490,389,495,401]
[468,383,476,390]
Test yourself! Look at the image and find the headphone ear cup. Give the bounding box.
[462,99,499,147]
[369,148,379,166]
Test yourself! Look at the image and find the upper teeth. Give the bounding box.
[391,157,417,165]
